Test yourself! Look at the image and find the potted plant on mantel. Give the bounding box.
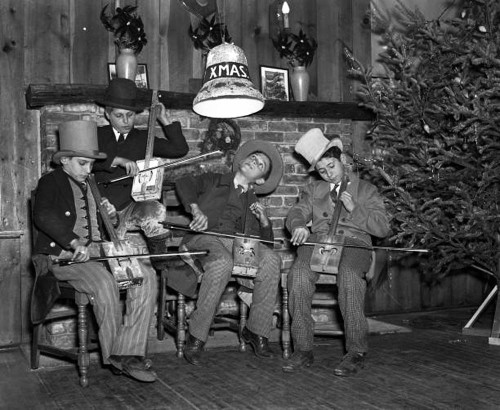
[272,29,317,101]
[101,4,147,81]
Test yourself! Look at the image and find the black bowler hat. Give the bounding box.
[96,78,145,112]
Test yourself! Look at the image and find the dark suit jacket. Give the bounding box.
[93,122,188,210]
[33,167,87,256]
[31,167,93,324]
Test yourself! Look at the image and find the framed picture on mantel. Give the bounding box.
[260,65,290,101]
[108,63,149,89]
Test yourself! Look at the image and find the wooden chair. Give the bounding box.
[159,266,248,358]
[30,191,98,387]
[281,250,376,359]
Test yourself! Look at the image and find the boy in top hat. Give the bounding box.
[93,78,189,262]
[33,120,157,383]
[282,129,391,377]
[173,140,283,366]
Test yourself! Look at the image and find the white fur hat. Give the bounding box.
[295,128,343,172]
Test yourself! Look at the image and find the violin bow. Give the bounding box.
[161,223,278,246]
[162,223,429,253]
[100,150,223,185]
[54,250,209,266]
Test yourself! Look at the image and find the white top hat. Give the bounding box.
[295,128,343,172]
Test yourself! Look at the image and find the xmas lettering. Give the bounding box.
[203,62,250,83]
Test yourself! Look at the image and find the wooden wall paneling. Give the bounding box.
[72,0,110,84]
[338,0,353,102]
[24,0,71,83]
[158,0,173,91]
[139,0,161,90]
[316,0,339,101]
[224,0,243,51]
[167,0,195,92]
[351,0,371,99]
[0,235,22,345]
[239,0,261,92]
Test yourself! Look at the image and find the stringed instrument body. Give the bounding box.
[131,90,165,202]
[88,175,144,289]
[310,177,348,274]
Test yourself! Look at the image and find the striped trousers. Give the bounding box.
[288,236,371,354]
[50,258,157,364]
[185,235,281,342]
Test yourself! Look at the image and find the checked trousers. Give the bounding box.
[287,235,372,354]
[184,235,281,342]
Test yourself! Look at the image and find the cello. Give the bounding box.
[309,176,349,274]
[88,174,144,289]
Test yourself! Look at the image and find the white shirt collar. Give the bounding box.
[112,128,128,142]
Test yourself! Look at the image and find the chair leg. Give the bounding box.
[157,269,167,340]
[31,323,42,369]
[281,271,291,359]
[76,301,90,388]
[176,293,186,358]
[239,301,248,352]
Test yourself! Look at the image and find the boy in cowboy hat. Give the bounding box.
[33,120,157,383]
[93,78,189,266]
[282,128,391,377]
[173,140,283,366]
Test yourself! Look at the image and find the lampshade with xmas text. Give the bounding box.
[193,43,265,118]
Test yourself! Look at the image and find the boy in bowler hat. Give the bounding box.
[93,78,189,270]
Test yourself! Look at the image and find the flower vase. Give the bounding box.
[290,66,310,102]
[115,48,138,81]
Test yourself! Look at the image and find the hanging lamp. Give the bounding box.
[193,43,265,119]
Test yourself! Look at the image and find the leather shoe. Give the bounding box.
[333,352,366,377]
[109,355,157,383]
[184,333,205,366]
[242,327,274,358]
[282,350,314,373]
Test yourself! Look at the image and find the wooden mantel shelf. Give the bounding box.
[25,84,375,121]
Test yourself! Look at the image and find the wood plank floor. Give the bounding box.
[1,308,500,410]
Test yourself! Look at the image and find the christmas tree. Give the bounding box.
[346,0,500,281]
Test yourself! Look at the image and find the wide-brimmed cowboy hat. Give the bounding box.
[96,78,144,112]
[232,140,283,195]
[295,128,344,172]
[53,120,107,164]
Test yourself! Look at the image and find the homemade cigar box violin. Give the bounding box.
[87,174,144,289]
[309,176,349,274]
[131,90,164,202]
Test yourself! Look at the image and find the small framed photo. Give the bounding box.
[108,63,149,89]
[260,65,290,101]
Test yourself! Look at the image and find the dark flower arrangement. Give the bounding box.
[188,15,232,55]
[100,5,147,54]
[198,119,241,157]
[272,29,317,67]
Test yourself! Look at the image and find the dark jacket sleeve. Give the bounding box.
[153,121,189,158]
[34,171,79,252]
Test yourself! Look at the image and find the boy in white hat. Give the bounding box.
[33,120,157,383]
[282,128,391,377]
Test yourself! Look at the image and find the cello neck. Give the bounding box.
[87,174,120,247]
[144,90,160,167]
